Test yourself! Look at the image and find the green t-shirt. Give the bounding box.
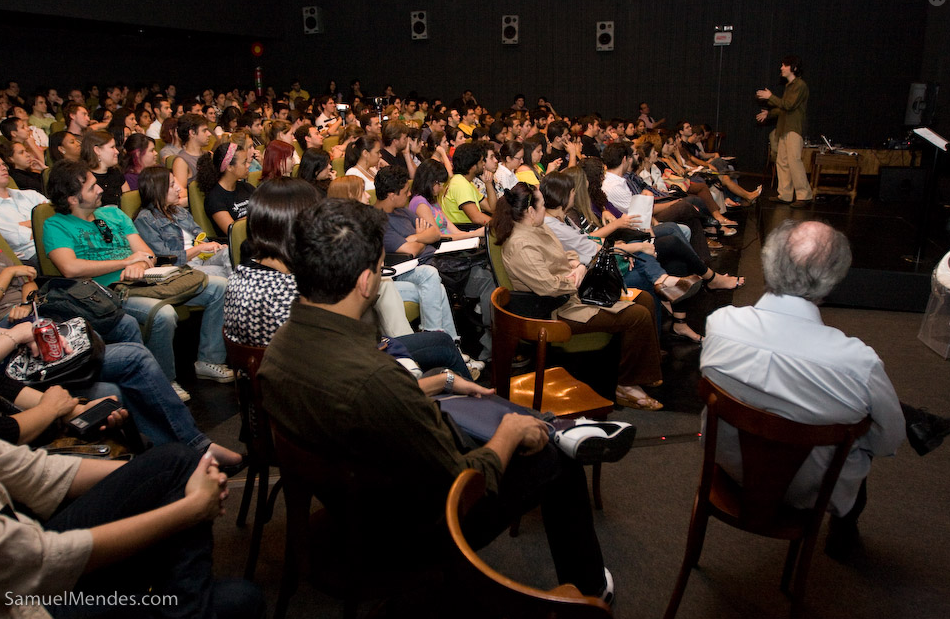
[43,206,139,286]
[440,175,482,225]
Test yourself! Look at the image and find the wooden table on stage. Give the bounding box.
[802,147,921,175]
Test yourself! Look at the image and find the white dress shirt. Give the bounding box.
[0,188,46,260]
[700,293,905,515]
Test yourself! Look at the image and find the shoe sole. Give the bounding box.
[573,425,638,464]
[195,373,236,383]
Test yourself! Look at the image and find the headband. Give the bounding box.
[220,142,238,172]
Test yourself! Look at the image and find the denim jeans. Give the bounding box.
[122,275,228,381]
[396,330,470,378]
[46,443,265,619]
[74,342,211,452]
[623,254,664,340]
[101,313,144,344]
[394,265,459,339]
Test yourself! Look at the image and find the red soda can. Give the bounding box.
[33,319,64,362]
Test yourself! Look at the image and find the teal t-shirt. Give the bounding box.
[43,206,139,286]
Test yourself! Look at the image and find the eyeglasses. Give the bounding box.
[93,218,113,244]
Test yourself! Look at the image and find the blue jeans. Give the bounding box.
[122,275,228,381]
[394,265,459,339]
[396,330,470,379]
[101,313,144,344]
[623,254,665,340]
[75,342,211,452]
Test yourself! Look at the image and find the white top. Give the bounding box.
[0,188,46,259]
[700,293,905,516]
[345,166,375,191]
[146,119,163,140]
[602,171,631,213]
[494,165,518,191]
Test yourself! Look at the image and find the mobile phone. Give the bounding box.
[67,399,122,436]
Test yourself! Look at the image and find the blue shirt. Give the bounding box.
[700,293,905,515]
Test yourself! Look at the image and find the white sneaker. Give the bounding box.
[553,419,636,464]
[171,381,191,402]
[600,568,614,606]
[194,361,235,383]
[466,359,486,372]
[467,366,481,381]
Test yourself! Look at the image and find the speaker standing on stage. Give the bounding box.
[756,55,813,206]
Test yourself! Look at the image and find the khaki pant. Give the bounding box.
[775,131,812,201]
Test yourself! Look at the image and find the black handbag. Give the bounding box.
[578,240,628,307]
[35,278,125,335]
[4,317,105,388]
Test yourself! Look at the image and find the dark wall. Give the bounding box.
[3,0,936,170]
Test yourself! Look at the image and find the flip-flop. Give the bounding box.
[720,227,738,237]
[615,391,664,411]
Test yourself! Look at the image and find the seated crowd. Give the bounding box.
[0,76,943,617]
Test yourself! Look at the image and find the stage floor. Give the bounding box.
[754,185,949,311]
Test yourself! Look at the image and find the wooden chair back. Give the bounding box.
[490,287,613,418]
[664,377,872,619]
[31,202,62,276]
[698,377,871,533]
[446,469,613,619]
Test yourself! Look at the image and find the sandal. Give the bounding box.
[702,272,745,290]
[615,389,664,411]
[669,317,703,344]
[719,227,738,237]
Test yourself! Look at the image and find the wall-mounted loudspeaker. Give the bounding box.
[502,15,519,45]
[302,6,324,34]
[596,21,614,51]
[411,11,428,40]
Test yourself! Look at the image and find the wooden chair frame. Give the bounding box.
[664,378,872,619]
[446,469,613,619]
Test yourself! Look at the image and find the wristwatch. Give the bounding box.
[442,369,455,394]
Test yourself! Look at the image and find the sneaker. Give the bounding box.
[599,568,615,606]
[194,361,235,383]
[553,418,637,464]
[467,366,481,381]
[171,381,191,402]
[466,358,485,372]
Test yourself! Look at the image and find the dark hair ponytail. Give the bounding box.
[490,182,534,245]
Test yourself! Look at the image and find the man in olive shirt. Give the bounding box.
[259,199,611,599]
[757,54,813,205]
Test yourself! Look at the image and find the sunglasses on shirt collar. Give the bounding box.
[93,218,113,244]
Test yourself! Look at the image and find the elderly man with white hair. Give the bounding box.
[700,219,949,561]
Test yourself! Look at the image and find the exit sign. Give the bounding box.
[713,32,733,46]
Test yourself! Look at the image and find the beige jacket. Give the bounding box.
[501,221,630,323]
[0,441,92,619]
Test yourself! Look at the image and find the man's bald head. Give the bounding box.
[762,220,851,303]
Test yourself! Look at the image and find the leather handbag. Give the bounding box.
[578,240,627,307]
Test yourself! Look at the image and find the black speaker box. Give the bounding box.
[879,166,929,202]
